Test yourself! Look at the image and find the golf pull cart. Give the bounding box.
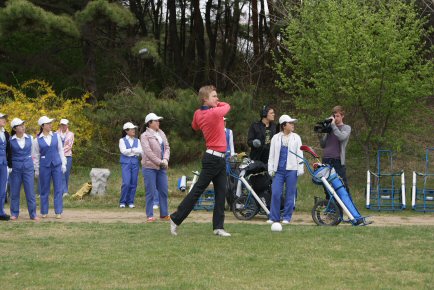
[412,148,434,212]
[230,158,272,220]
[298,145,371,226]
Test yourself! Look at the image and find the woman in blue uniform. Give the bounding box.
[119,122,142,208]
[267,115,304,225]
[9,118,38,221]
[33,116,66,219]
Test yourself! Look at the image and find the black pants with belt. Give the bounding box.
[171,152,227,230]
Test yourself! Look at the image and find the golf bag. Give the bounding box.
[313,165,364,225]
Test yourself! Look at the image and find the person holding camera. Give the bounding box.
[247,105,277,164]
[318,106,351,199]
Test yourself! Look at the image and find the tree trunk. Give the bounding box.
[251,0,259,59]
[185,0,196,83]
[219,0,243,90]
[179,0,186,58]
[150,0,163,40]
[193,0,207,88]
[81,21,98,101]
[167,0,182,74]
[259,0,266,63]
[205,0,221,84]
[129,0,147,36]
[266,0,278,51]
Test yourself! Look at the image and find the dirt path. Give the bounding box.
[11,208,434,226]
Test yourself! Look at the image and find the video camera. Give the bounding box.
[313,118,333,133]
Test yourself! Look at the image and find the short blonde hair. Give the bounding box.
[198,85,216,103]
[332,105,345,116]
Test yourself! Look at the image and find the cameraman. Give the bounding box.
[318,106,351,199]
[247,106,277,164]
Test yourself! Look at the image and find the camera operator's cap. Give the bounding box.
[145,113,163,124]
[11,118,25,128]
[60,119,69,125]
[279,114,297,124]
[123,122,138,130]
[0,113,8,119]
[38,116,55,126]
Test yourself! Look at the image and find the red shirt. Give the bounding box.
[192,102,230,152]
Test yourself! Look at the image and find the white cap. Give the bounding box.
[60,119,69,125]
[145,113,163,124]
[38,116,55,126]
[123,122,138,130]
[11,118,25,128]
[0,113,8,118]
[279,114,297,124]
[223,117,227,121]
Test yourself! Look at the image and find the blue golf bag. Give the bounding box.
[313,165,365,225]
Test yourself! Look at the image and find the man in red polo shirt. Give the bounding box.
[170,85,231,236]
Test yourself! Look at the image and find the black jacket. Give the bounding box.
[247,121,277,164]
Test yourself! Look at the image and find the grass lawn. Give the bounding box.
[3,162,433,289]
[0,222,433,289]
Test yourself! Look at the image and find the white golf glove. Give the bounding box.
[252,139,262,148]
[62,165,67,174]
[7,167,12,174]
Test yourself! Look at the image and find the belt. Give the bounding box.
[206,149,225,158]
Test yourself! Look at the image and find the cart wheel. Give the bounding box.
[232,194,259,220]
[311,199,342,226]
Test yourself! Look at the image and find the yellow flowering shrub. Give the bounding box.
[0,79,93,159]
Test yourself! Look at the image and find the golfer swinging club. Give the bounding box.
[170,85,231,236]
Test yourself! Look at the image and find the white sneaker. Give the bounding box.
[128,204,135,208]
[63,193,69,197]
[282,220,290,225]
[213,229,231,237]
[119,204,126,208]
[153,205,159,210]
[170,217,178,236]
[266,219,274,224]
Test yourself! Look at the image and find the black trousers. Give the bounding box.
[171,153,227,230]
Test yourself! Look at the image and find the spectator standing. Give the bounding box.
[141,113,170,222]
[0,113,11,221]
[57,119,74,197]
[247,106,277,164]
[119,122,142,208]
[267,115,304,224]
[33,116,67,219]
[224,117,235,173]
[9,118,38,221]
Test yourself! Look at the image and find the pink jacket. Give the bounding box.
[140,128,170,169]
[57,129,74,157]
